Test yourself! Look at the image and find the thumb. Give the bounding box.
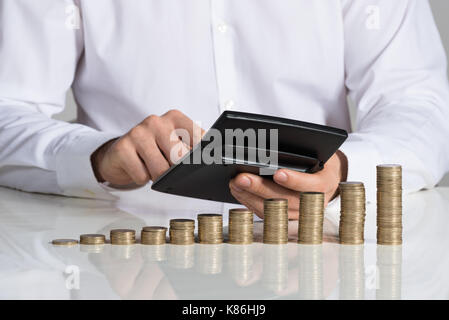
[273,168,322,192]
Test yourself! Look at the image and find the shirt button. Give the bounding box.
[223,100,235,110]
[217,23,228,33]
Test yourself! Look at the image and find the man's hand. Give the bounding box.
[229,151,348,219]
[91,110,203,186]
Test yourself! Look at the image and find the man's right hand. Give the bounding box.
[91,109,203,186]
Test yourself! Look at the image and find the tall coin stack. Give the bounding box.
[263,199,288,244]
[141,226,167,245]
[170,219,195,245]
[198,214,223,244]
[110,229,136,245]
[80,234,106,245]
[298,192,324,244]
[339,182,366,245]
[228,208,254,244]
[377,164,402,245]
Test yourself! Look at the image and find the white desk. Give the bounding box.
[0,186,448,299]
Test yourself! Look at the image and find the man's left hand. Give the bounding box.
[229,151,348,219]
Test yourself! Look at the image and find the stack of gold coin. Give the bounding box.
[141,226,167,245]
[263,199,288,244]
[110,229,136,245]
[228,208,254,244]
[339,182,366,245]
[377,164,402,245]
[169,219,195,245]
[80,234,106,245]
[52,239,78,246]
[198,214,223,244]
[298,192,324,244]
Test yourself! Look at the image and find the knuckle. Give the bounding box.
[165,109,183,119]
[112,139,127,153]
[128,126,146,139]
[143,115,161,127]
[113,141,131,160]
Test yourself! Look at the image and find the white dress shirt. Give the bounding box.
[0,0,448,202]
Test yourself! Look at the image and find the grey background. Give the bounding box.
[56,0,449,186]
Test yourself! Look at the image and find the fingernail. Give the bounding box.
[236,176,251,188]
[275,171,288,182]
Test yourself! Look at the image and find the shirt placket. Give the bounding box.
[210,0,238,113]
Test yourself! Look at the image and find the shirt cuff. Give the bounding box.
[338,135,383,203]
[54,131,120,200]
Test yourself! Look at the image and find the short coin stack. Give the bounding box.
[198,214,223,244]
[339,182,366,245]
[377,165,402,245]
[110,229,136,245]
[170,219,195,245]
[80,234,106,245]
[263,199,288,244]
[228,208,254,244]
[141,226,167,245]
[298,192,325,244]
[52,239,78,246]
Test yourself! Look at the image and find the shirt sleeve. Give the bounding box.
[339,0,449,202]
[0,0,118,200]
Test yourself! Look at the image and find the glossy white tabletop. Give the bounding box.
[0,185,448,300]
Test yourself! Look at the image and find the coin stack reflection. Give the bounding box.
[339,182,366,245]
[169,244,195,269]
[196,244,223,274]
[198,214,223,244]
[80,243,104,254]
[228,208,254,244]
[262,244,288,293]
[298,192,325,244]
[298,244,323,300]
[227,245,254,285]
[110,229,136,245]
[141,244,167,262]
[263,199,288,244]
[141,226,167,245]
[339,245,365,300]
[377,165,402,245]
[169,219,195,245]
[111,243,136,259]
[376,245,402,300]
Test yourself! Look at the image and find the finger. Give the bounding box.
[117,148,151,185]
[152,125,190,165]
[162,109,205,146]
[151,122,191,165]
[135,138,171,181]
[230,184,265,218]
[273,168,323,192]
[231,173,298,203]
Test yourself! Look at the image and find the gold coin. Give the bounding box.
[80,234,106,245]
[263,199,288,244]
[339,182,366,245]
[298,192,324,244]
[376,164,402,245]
[52,239,78,246]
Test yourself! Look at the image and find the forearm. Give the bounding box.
[0,101,118,199]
